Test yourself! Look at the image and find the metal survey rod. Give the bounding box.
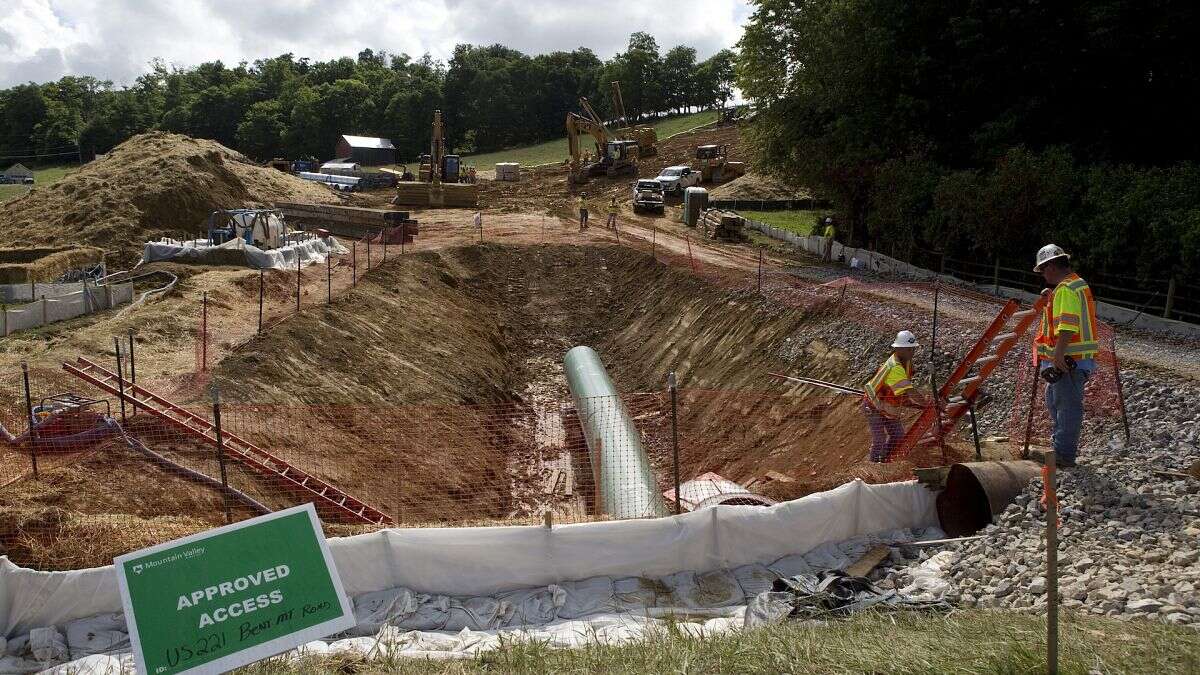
[768,372,864,396]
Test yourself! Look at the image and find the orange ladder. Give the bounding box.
[884,293,1050,462]
[63,357,392,525]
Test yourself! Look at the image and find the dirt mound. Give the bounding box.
[0,132,339,267]
[708,172,813,201]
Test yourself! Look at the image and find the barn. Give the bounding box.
[2,163,34,183]
[334,135,396,166]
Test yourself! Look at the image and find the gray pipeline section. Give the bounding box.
[564,346,668,519]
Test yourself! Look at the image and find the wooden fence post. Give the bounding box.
[1162,276,1177,319]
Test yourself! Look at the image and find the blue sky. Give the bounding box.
[0,0,751,88]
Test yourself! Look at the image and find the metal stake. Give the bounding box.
[114,336,127,424]
[401,223,406,254]
[128,330,137,416]
[1021,361,1041,459]
[201,291,208,371]
[383,230,388,261]
[1046,450,1059,675]
[757,249,763,294]
[367,236,372,270]
[21,362,38,479]
[669,372,681,515]
[257,270,264,334]
[1112,336,1131,443]
[326,254,331,305]
[352,242,358,285]
[295,251,301,313]
[968,401,983,461]
[929,281,947,463]
[212,386,231,524]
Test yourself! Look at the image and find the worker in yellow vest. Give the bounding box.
[861,330,930,462]
[822,217,836,262]
[578,192,589,231]
[606,197,619,229]
[1032,244,1099,468]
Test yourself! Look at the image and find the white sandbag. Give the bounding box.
[443,597,506,632]
[28,628,65,665]
[63,613,127,660]
[350,588,418,637]
[768,553,814,578]
[394,594,449,631]
[497,586,564,627]
[898,551,958,601]
[612,577,660,613]
[36,653,125,675]
[658,569,743,608]
[732,563,778,599]
[802,541,852,571]
[555,576,615,619]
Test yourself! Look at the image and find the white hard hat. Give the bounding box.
[892,330,919,348]
[1034,244,1070,271]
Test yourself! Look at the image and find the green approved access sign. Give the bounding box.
[115,504,355,675]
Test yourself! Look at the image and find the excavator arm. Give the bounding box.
[565,112,610,183]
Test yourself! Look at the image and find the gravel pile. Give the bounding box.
[914,368,1200,625]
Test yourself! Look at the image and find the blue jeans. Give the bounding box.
[1044,369,1089,462]
[861,402,904,462]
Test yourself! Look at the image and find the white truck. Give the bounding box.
[655,165,700,195]
[632,179,665,214]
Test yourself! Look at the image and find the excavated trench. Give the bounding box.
[208,243,969,523]
[2,243,971,568]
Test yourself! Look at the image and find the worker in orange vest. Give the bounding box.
[861,330,931,462]
[1033,244,1099,468]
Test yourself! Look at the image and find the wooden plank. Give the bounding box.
[844,545,890,577]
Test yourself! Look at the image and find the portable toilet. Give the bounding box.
[683,187,709,227]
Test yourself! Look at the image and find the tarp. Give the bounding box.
[140,236,347,271]
[0,479,936,640]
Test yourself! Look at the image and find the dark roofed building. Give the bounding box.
[2,163,34,182]
[334,135,396,166]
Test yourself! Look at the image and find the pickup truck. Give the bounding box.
[633,179,665,214]
[655,165,700,195]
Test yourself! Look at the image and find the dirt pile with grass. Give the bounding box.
[0,132,338,267]
[709,172,813,201]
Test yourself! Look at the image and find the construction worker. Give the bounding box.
[822,217,836,262]
[1033,244,1098,468]
[606,197,618,229]
[578,193,589,231]
[861,331,930,462]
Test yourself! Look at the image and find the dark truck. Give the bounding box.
[632,179,665,214]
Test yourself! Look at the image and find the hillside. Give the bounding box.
[0,133,338,267]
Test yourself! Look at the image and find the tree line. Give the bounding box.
[738,0,1200,286]
[0,33,734,166]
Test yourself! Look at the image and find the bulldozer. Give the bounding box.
[610,81,657,158]
[566,100,639,185]
[696,144,745,183]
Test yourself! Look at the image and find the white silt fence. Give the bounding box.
[1,283,134,337]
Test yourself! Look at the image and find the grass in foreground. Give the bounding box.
[460,110,719,169]
[239,609,1199,674]
[0,164,77,202]
[739,209,826,236]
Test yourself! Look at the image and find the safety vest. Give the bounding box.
[1035,273,1099,363]
[823,224,835,238]
[863,354,914,415]
[608,202,618,214]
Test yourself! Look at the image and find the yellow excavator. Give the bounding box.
[566,98,639,185]
[609,81,657,158]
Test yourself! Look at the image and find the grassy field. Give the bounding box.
[739,209,826,236]
[0,164,77,202]
[241,610,1199,674]
[459,110,719,169]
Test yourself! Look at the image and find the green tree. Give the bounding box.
[661,46,697,113]
[236,100,286,160]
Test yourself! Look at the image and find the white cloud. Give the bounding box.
[0,0,748,88]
